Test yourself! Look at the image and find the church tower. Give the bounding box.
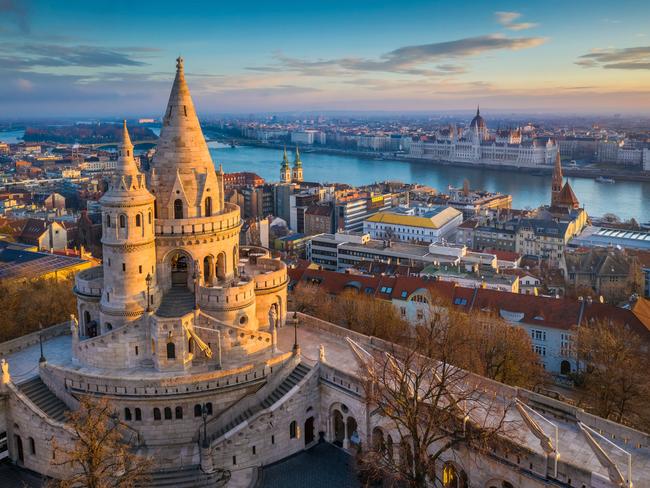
[280,147,291,183]
[99,121,157,332]
[551,150,563,206]
[291,146,303,183]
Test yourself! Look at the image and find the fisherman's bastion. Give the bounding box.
[0,59,649,488]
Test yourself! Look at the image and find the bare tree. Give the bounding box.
[573,320,650,430]
[356,330,517,488]
[49,396,151,488]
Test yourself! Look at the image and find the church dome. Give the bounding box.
[470,106,486,130]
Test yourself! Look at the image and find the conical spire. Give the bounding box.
[553,149,563,181]
[152,57,214,171]
[281,147,290,168]
[294,146,302,168]
[116,120,138,175]
[476,105,480,116]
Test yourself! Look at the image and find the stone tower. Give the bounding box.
[99,121,157,332]
[291,146,303,183]
[280,147,291,183]
[551,150,563,206]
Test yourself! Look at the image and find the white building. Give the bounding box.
[363,206,463,243]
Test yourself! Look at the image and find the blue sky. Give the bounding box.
[2,0,650,117]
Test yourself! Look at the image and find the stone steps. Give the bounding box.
[211,363,311,441]
[136,465,230,488]
[18,377,69,423]
[156,286,195,317]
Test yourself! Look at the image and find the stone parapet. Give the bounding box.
[73,265,103,298]
[155,203,240,237]
[0,322,69,357]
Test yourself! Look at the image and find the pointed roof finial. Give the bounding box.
[294,146,302,167]
[176,56,184,73]
[116,120,137,175]
[218,163,223,174]
[282,146,289,164]
[477,104,480,116]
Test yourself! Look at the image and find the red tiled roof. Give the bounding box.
[482,249,521,262]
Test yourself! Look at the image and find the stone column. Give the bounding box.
[200,445,215,474]
[343,417,350,449]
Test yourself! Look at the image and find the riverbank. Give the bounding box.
[215,137,650,183]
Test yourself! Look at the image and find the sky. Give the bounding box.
[2,0,650,117]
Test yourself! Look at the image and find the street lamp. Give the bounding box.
[145,273,152,312]
[292,311,300,354]
[201,403,209,448]
[38,323,46,363]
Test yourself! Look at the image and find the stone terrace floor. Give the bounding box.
[257,442,360,488]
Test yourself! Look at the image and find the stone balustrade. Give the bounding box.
[73,265,103,298]
[198,279,256,311]
[42,351,294,399]
[155,203,240,237]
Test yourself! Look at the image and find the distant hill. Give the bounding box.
[23,123,158,144]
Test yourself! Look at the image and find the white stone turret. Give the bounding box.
[99,121,157,332]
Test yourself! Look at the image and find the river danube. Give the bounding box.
[208,143,650,221]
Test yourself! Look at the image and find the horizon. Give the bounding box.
[2,1,650,117]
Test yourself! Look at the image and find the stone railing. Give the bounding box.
[43,351,294,399]
[0,322,69,357]
[74,265,103,297]
[155,203,240,237]
[198,279,256,311]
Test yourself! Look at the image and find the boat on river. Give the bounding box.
[596,176,615,184]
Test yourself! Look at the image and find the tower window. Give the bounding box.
[148,211,152,224]
[164,407,172,420]
[135,214,141,227]
[175,406,183,419]
[174,199,183,219]
[204,197,212,217]
[153,408,161,421]
[139,265,142,274]
[135,408,142,421]
[166,341,176,359]
[106,214,111,228]
[122,263,126,272]
[119,214,126,228]
[124,408,132,421]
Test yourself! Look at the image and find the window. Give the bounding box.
[153,408,161,421]
[531,329,546,341]
[119,214,126,228]
[194,404,202,417]
[139,265,142,274]
[106,214,111,228]
[29,437,35,455]
[135,408,142,421]
[122,263,126,272]
[204,197,212,217]
[124,408,132,421]
[135,214,141,227]
[174,199,183,219]
[164,407,172,420]
[148,211,152,224]
[533,345,546,356]
[206,403,213,415]
[175,406,183,419]
[252,445,256,455]
[289,420,297,439]
[166,342,176,359]
[271,435,275,444]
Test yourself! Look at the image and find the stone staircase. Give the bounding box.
[18,377,69,423]
[156,286,195,317]
[211,363,311,441]
[136,465,230,488]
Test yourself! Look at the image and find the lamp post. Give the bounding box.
[38,323,46,363]
[292,311,300,354]
[145,273,152,312]
[201,403,209,448]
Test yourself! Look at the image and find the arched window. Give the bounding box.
[105,323,112,331]
[442,462,468,488]
[154,202,158,219]
[206,403,213,415]
[194,404,202,417]
[164,407,172,420]
[105,214,111,228]
[153,408,161,421]
[119,214,126,228]
[188,337,195,355]
[135,214,141,227]
[204,197,212,217]
[148,211,152,224]
[135,408,142,421]
[560,360,571,376]
[124,408,132,421]
[29,437,35,455]
[174,199,183,219]
[175,406,183,419]
[289,420,297,439]
[166,341,176,359]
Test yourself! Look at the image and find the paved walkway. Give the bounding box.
[257,442,360,488]
[1,335,71,384]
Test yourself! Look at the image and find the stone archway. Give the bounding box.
[304,416,315,446]
[332,409,345,446]
[165,249,194,290]
[216,252,227,282]
[203,255,215,286]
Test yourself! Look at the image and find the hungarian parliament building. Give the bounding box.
[409,108,559,167]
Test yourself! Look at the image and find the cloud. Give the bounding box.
[495,11,538,31]
[0,0,29,34]
[0,43,157,68]
[576,46,650,70]
[248,34,545,77]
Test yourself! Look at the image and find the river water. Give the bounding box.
[2,130,647,220]
[208,143,650,221]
